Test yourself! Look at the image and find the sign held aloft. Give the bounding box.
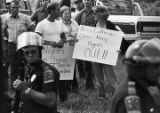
[73,25,124,66]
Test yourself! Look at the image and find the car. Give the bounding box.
[94,0,155,52]
[108,15,160,52]
[136,16,160,40]
[0,0,32,16]
[108,15,139,42]
[109,15,160,41]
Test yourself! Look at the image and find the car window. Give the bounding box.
[96,0,133,15]
[117,23,135,34]
[137,22,160,33]
[133,4,141,16]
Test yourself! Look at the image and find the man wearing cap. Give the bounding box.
[110,38,160,113]
[13,32,60,113]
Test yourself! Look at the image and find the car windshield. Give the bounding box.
[97,0,132,15]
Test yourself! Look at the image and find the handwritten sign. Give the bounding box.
[42,46,75,80]
[73,25,123,66]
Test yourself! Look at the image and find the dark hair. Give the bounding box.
[94,5,108,14]
[60,5,70,17]
[47,2,60,14]
[94,5,109,19]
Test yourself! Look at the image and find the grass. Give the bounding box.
[57,80,111,113]
[57,53,160,113]
[57,53,126,113]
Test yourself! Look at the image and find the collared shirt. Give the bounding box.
[3,13,32,44]
[30,7,48,25]
[75,8,97,26]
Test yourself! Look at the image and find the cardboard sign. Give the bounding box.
[73,25,123,66]
[42,46,75,80]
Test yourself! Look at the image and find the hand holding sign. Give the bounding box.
[73,25,124,66]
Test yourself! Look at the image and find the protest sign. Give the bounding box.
[42,46,75,80]
[73,25,123,66]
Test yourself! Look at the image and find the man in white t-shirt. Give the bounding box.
[35,2,66,48]
[35,2,68,102]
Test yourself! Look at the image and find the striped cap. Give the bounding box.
[17,32,43,51]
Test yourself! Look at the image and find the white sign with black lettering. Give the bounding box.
[73,25,123,66]
[42,46,75,80]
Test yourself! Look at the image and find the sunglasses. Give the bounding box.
[24,50,37,56]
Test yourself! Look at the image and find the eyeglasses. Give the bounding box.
[24,50,37,56]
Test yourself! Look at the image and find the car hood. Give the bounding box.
[108,15,140,24]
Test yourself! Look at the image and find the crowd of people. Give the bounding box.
[1,0,160,113]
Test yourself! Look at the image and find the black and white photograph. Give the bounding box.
[0,0,160,113]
